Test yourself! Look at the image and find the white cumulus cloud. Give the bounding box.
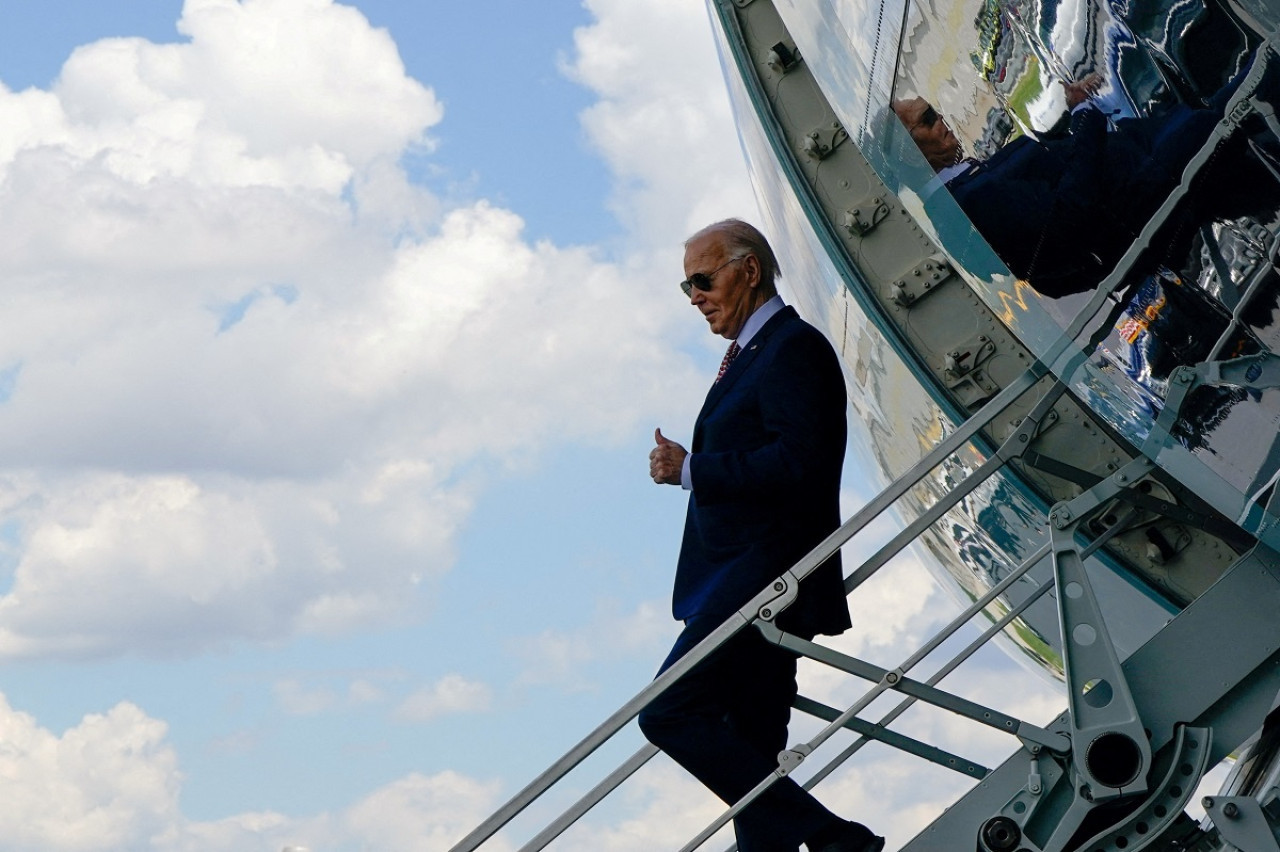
[394,673,493,723]
[0,0,711,661]
[0,696,180,852]
[0,688,513,851]
[565,0,757,250]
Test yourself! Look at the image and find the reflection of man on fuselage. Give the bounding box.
[894,59,1278,297]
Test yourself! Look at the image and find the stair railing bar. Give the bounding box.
[518,439,1060,850]
[448,365,1050,852]
[712,516,1126,852]
[516,744,661,852]
[843,378,1066,597]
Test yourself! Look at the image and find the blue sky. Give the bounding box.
[0,1,1077,850]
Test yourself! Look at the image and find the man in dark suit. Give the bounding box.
[640,220,880,852]
[894,61,1278,297]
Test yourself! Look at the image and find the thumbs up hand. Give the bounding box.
[649,428,688,485]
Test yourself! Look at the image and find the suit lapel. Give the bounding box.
[694,306,796,435]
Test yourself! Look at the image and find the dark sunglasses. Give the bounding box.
[914,105,939,130]
[679,255,747,296]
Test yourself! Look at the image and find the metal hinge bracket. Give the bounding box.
[842,196,890,237]
[802,122,848,160]
[890,255,953,306]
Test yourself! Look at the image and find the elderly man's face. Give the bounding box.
[682,233,762,341]
[894,97,961,170]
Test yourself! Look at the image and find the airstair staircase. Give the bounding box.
[446,9,1280,852]
[445,357,1280,852]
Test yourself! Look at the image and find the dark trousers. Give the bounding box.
[1072,59,1277,295]
[1112,53,1273,222]
[638,616,840,852]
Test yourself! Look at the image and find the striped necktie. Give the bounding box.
[715,341,741,383]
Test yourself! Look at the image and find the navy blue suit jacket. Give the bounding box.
[947,104,1232,296]
[948,108,1126,295]
[673,306,851,639]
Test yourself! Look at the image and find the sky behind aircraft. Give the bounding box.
[0,1,1086,849]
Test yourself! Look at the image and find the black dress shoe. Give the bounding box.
[807,820,886,852]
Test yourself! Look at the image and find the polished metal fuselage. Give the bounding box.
[707,0,1280,679]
